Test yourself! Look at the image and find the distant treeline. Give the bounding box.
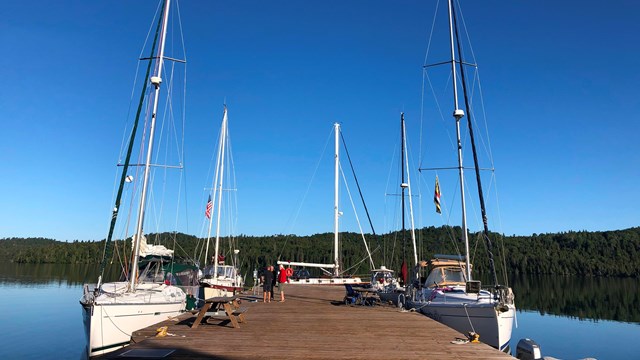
[1,226,639,278]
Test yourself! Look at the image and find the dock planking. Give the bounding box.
[101,285,515,359]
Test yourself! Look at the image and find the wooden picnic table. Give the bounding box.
[191,295,248,329]
[350,286,380,306]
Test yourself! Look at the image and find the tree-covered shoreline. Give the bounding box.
[1,226,638,278]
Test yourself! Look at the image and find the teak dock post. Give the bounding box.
[102,285,515,359]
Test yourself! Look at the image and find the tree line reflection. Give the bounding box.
[2,263,638,324]
[508,273,640,323]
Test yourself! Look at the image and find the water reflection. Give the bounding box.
[510,273,640,323]
[0,262,121,286]
[1,263,638,324]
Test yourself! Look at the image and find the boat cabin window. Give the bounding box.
[203,265,237,278]
[218,266,236,278]
[372,271,394,284]
[424,266,466,287]
[138,259,164,283]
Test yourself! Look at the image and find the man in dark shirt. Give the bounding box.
[262,266,274,303]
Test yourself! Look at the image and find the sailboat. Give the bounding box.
[278,123,368,285]
[79,0,188,356]
[199,106,244,298]
[375,113,417,305]
[403,0,516,352]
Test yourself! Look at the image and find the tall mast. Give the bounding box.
[204,108,226,266]
[401,113,406,271]
[447,0,471,280]
[450,0,499,286]
[402,115,418,267]
[97,0,165,289]
[130,0,171,290]
[333,123,340,277]
[213,107,229,280]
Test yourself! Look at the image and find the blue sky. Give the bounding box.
[1,0,638,242]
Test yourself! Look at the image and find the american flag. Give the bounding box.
[205,195,212,219]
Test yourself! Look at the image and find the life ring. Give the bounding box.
[285,268,294,277]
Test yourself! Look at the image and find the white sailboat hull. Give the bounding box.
[81,282,186,357]
[406,289,515,351]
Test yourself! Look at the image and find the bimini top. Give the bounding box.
[432,254,466,262]
[424,254,470,287]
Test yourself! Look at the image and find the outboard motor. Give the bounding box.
[515,338,542,360]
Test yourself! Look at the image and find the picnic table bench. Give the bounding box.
[345,286,380,306]
[191,295,248,329]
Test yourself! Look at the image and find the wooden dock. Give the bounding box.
[102,285,515,359]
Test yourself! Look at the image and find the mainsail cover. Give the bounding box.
[134,234,175,257]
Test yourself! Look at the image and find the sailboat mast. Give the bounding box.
[130,0,172,290]
[333,122,340,277]
[97,0,165,289]
[450,0,499,287]
[401,113,406,269]
[402,115,418,267]
[204,108,226,266]
[447,0,471,281]
[213,107,229,279]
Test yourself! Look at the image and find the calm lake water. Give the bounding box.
[0,263,637,359]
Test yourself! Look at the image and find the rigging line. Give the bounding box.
[283,125,333,234]
[472,69,497,169]
[419,67,426,170]
[463,67,495,176]
[339,131,376,236]
[423,170,464,263]
[423,0,442,67]
[419,0,442,168]
[382,132,401,266]
[339,162,375,270]
[147,63,178,237]
[341,253,371,276]
[226,127,239,235]
[175,0,188,65]
[176,1,189,241]
[452,0,498,287]
[98,5,165,286]
[488,169,509,286]
[117,0,163,164]
[454,0,479,73]
[423,69,458,157]
[277,126,333,261]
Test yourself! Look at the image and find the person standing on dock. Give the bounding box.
[270,265,277,300]
[277,264,289,302]
[262,266,274,303]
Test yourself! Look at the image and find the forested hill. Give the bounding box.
[0,237,59,261]
[1,226,638,278]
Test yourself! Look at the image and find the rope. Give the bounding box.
[463,303,476,334]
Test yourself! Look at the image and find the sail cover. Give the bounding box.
[134,234,175,257]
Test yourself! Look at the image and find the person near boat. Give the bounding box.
[262,266,274,303]
[271,265,277,300]
[277,264,290,302]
